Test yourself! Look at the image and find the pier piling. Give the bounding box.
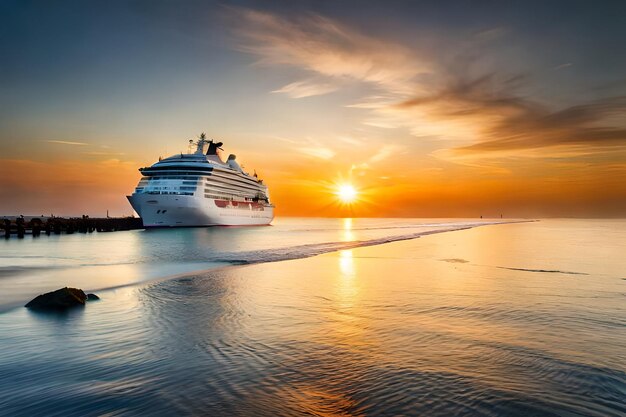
[0,216,143,238]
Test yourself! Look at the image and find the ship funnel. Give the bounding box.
[206,140,223,156]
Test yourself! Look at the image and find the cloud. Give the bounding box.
[265,135,301,144]
[459,99,626,153]
[369,144,403,163]
[299,147,335,160]
[336,135,365,146]
[346,144,404,178]
[45,140,88,146]
[553,63,573,70]
[272,78,339,98]
[81,151,126,156]
[346,95,398,109]
[227,7,626,169]
[473,27,508,42]
[394,75,626,156]
[226,6,427,94]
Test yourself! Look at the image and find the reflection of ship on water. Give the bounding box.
[128,133,274,227]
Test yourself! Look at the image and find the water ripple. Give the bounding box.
[1,219,624,416]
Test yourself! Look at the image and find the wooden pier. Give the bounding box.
[1,216,144,238]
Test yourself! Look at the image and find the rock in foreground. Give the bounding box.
[86,293,100,301]
[25,287,87,310]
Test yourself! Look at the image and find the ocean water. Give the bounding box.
[0,218,500,312]
[0,218,624,416]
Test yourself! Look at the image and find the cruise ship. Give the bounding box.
[127,134,274,227]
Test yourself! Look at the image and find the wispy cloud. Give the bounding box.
[272,78,339,98]
[347,144,405,178]
[394,75,626,157]
[81,151,126,156]
[473,27,508,42]
[336,135,366,146]
[45,140,88,146]
[299,147,336,160]
[227,6,626,170]
[227,7,427,95]
[369,144,403,163]
[346,95,398,109]
[553,63,573,70]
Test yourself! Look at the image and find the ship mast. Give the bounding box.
[194,132,209,155]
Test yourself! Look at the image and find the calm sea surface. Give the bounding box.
[0,218,624,416]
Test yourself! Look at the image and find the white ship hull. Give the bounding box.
[128,194,274,227]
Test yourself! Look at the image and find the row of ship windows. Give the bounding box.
[141,186,197,191]
[206,184,262,195]
[139,177,260,192]
[142,173,261,190]
[142,181,198,185]
[204,189,254,197]
[136,188,265,201]
[145,191,194,196]
[137,188,237,199]
[204,191,267,201]
[143,171,211,176]
[204,172,262,185]
[143,176,201,180]
[138,184,199,191]
[141,179,257,190]
[204,194,267,203]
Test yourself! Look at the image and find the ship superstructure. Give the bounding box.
[127,134,274,227]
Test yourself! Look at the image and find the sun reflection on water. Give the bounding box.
[336,249,360,321]
[339,249,355,277]
[341,218,354,242]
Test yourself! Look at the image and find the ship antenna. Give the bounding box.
[195,134,208,154]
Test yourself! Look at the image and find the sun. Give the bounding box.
[337,184,358,203]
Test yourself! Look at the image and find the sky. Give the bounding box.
[1,0,625,218]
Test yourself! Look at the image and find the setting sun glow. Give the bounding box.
[337,184,358,203]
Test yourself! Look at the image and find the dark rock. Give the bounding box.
[25,287,87,310]
[86,293,100,301]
